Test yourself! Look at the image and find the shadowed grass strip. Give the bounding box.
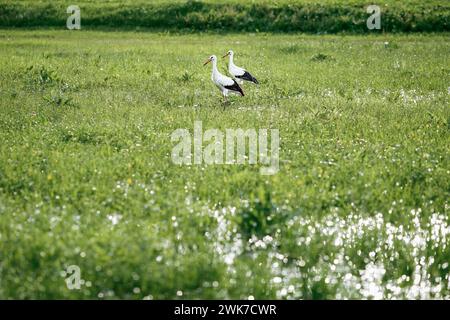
[0,0,449,33]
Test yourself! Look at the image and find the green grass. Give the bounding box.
[0,30,449,299]
[1,0,449,32]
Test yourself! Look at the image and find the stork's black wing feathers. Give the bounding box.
[224,79,245,96]
[236,71,259,84]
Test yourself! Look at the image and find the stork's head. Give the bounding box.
[203,55,217,66]
[222,50,234,58]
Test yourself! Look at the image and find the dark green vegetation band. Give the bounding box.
[0,0,449,33]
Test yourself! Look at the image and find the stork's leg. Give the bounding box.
[222,91,228,103]
[222,93,229,110]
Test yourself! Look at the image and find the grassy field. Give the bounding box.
[0,30,449,299]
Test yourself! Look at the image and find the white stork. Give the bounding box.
[203,55,244,103]
[222,50,259,85]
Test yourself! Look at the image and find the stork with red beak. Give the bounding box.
[204,55,244,103]
[223,50,259,85]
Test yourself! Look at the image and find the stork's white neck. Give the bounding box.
[229,53,235,66]
[211,59,219,78]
